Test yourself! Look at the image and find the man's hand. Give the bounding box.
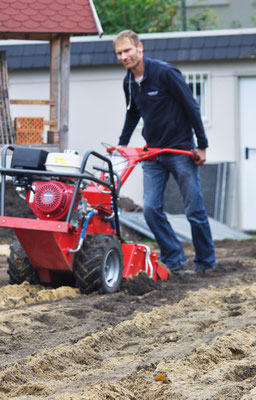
[194,148,206,166]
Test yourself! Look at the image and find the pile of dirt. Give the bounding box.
[121,271,162,295]
[118,196,142,213]
[0,181,34,242]
[0,281,80,308]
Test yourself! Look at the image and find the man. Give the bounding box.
[113,30,216,276]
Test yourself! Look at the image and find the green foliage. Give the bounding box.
[187,8,218,31]
[94,0,219,34]
[252,0,256,26]
[229,20,242,29]
[177,0,218,31]
[93,0,180,34]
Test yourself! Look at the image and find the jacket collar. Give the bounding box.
[125,57,149,111]
[126,56,149,83]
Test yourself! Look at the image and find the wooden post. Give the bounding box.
[60,34,70,151]
[50,36,61,133]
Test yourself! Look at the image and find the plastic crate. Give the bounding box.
[15,117,44,144]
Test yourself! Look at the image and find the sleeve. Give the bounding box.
[118,80,141,146]
[165,66,208,149]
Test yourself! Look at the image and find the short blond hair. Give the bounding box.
[113,30,140,47]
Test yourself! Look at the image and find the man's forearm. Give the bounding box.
[118,112,140,145]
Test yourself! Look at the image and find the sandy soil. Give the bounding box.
[0,184,256,399]
[0,236,256,400]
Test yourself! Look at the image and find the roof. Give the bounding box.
[0,29,256,69]
[0,0,101,39]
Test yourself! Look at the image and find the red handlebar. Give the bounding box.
[107,146,200,188]
[107,146,199,160]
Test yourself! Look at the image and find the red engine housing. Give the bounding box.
[27,181,78,221]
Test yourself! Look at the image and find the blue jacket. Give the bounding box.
[118,57,208,150]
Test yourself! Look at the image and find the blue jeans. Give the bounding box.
[142,154,216,271]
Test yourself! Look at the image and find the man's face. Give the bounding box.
[114,38,143,70]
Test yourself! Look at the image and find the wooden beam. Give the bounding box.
[0,33,53,40]
[10,100,54,105]
[50,36,61,132]
[44,119,57,126]
[59,34,70,151]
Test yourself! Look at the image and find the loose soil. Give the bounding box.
[0,185,256,399]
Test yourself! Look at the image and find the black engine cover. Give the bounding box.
[11,147,48,170]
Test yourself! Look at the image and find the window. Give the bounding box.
[183,72,210,124]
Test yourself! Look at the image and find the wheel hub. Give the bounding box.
[103,249,120,288]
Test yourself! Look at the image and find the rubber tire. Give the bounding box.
[7,239,39,285]
[74,233,124,295]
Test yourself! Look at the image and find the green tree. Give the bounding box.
[94,0,218,34]
[94,0,180,34]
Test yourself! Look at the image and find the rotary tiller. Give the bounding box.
[0,144,197,294]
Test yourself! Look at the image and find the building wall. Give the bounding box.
[9,69,50,142]
[185,0,256,29]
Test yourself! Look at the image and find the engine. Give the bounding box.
[27,181,79,221]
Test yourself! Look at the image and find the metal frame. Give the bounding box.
[0,144,121,239]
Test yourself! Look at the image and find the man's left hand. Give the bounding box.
[194,149,206,165]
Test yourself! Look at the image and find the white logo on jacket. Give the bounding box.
[147,91,158,96]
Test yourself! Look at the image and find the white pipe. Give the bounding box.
[88,0,103,38]
[138,244,154,279]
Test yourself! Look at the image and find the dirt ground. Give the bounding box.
[0,185,256,399]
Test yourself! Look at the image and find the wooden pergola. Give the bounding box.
[0,0,102,150]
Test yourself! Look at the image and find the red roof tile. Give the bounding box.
[4,19,22,29]
[40,8,58,17]
[0,4,9,10]
[21,8,38,17]
[1,7,20,16]
[0,14,10,23]
[0,0,99,34]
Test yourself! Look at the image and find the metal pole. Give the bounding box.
[181,0,187,31]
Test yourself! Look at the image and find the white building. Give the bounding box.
[183,0,256,30]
